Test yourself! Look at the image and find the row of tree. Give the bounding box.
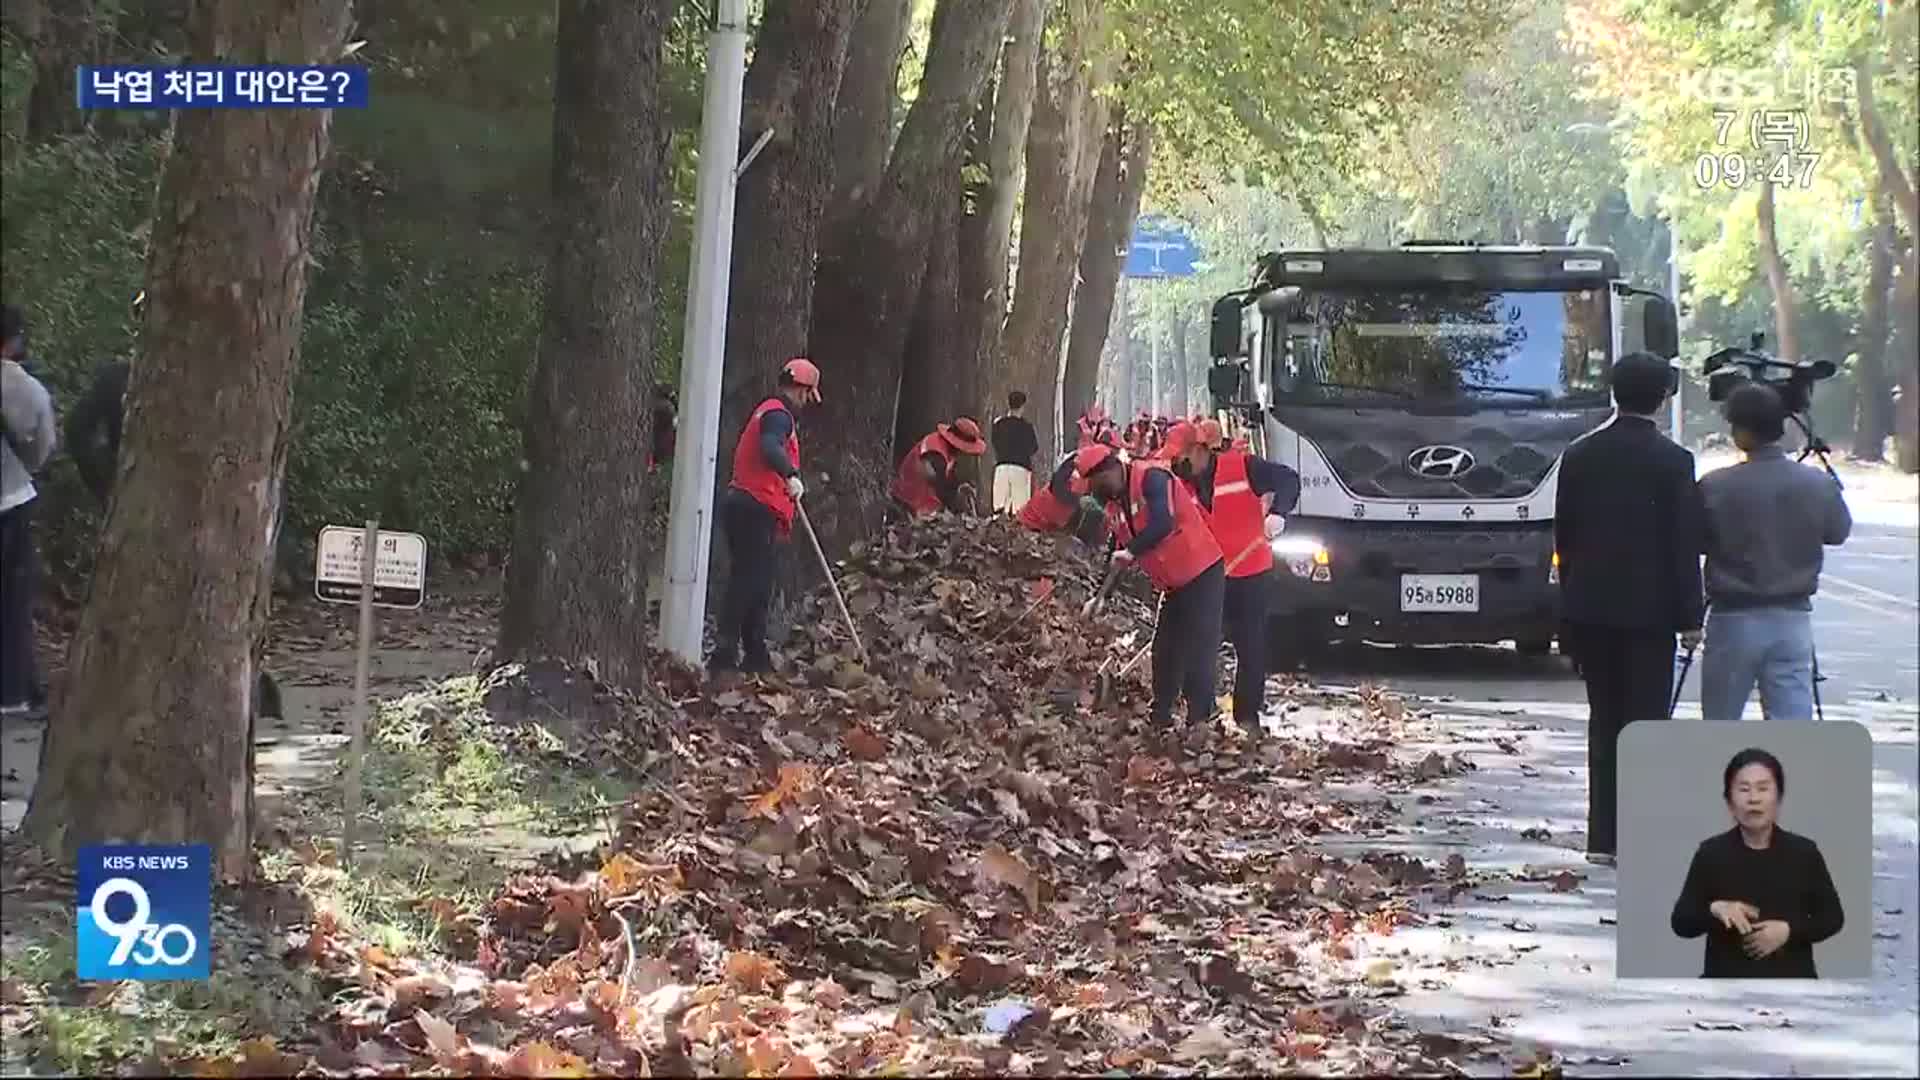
[10,0,1506,873]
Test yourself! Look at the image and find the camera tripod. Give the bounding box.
[1788,412,1839,723]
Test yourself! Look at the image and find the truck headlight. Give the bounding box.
[1271,537,1331,581]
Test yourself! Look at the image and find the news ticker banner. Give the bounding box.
[76,844,211,981]
[77,65,369,110]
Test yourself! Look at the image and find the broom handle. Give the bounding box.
[796,501,868,664]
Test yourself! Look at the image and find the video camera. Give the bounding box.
[1701,332,1836,417]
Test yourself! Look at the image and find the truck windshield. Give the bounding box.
[1273,286,1612,405]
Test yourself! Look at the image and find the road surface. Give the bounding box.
[1309,515,1919,1076]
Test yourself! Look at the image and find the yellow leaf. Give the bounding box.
[599,852,648,894]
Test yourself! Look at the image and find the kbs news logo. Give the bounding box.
[76,844,211,981]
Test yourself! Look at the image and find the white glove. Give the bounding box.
[786,475,805,500]
[1264,514,1284,539]
[1111,548,1136,566]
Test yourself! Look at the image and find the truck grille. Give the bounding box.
[1280,408,1602,500]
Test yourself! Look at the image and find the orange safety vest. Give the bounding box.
[890,433,955,515]
[1105,461,1222,592]
[1205,450,1273,578]
[730,397,798,536]
[1017,457,1080,532]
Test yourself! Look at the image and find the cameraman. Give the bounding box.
[1697,383,1852,722]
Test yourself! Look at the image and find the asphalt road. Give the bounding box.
[1306,516,1920,1076]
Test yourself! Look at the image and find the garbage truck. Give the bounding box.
[1205,244,1681,660]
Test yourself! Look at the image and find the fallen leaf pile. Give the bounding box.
[271,515,1510,1074]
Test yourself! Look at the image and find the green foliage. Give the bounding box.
[2,0,709,582]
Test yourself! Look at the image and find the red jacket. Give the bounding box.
[1105,461,1222,592]
[1017,457,1080,532]
[890,433,955,515]
[1203,450,1273,578]
[730,398,797,535]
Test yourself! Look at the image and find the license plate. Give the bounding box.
[1401,574,1480,612]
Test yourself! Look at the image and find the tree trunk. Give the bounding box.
[804,0,1016,552]
[21,0,350,880]
[1061,112,1149,430]
[968,0,1050,427]
[1001,0,1112,460]
[1893,259,1920,474]
[828,0,912,223]
[719,0,863,490]
[496,0,675,690]
[1854,189,1896,461]
[1856,61,1920,236]
[946,83,997,433]
[1756,181,1799,362]
[897,167,968,466]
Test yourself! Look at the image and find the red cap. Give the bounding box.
[937,417,988,454]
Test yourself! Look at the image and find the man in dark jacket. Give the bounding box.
[1554,351,1706,865]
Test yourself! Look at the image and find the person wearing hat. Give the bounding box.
[1077,404,1113,450]
[890,417,987,518]
[1072,443,1225,737]
[1015,452,1109,545]
[1164,419,1300,729]
[715,357,822,673]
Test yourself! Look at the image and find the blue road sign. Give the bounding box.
[1125,218,1199,278]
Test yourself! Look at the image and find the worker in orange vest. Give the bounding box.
[890,417,988,518]
[1072,444,1225,734]
[715,358,822,673]
[1076,404,1109,449]
[1164,419,1300,727]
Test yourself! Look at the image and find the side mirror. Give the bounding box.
[1644,297,1679,359]
[1208,362,1248,406]
[1209,296,1245,359]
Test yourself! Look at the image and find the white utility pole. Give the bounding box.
[1669,219,1685,444]
[659,0,750,668]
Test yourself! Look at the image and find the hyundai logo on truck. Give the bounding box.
[1406,444,1476,479]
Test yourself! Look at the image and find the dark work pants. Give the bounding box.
[1567,623,1676,856]
[1151,561,1226,727]
[0,501,42,708]
[716,489,781,670]
[1221,573,1270,727]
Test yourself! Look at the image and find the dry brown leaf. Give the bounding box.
[1174,1023,1236,1060]
[723,950,787,993]
[389,973,452,1010]
[781,1053,822,1077]
[414,1009,462,1061]
[845,726,888,761]
[501,1040,593,1079]
[977,844,1040,910]
[744,1035,783,1074]
[234,1036,305,1079]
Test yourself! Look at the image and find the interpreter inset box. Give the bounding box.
[1616,720,1871,980]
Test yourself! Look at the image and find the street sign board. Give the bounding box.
[1125,217,1200,278]
[315,526,427,609]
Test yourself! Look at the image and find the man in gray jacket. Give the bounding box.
[1,303,58,721]
[1697,383,1852,721]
